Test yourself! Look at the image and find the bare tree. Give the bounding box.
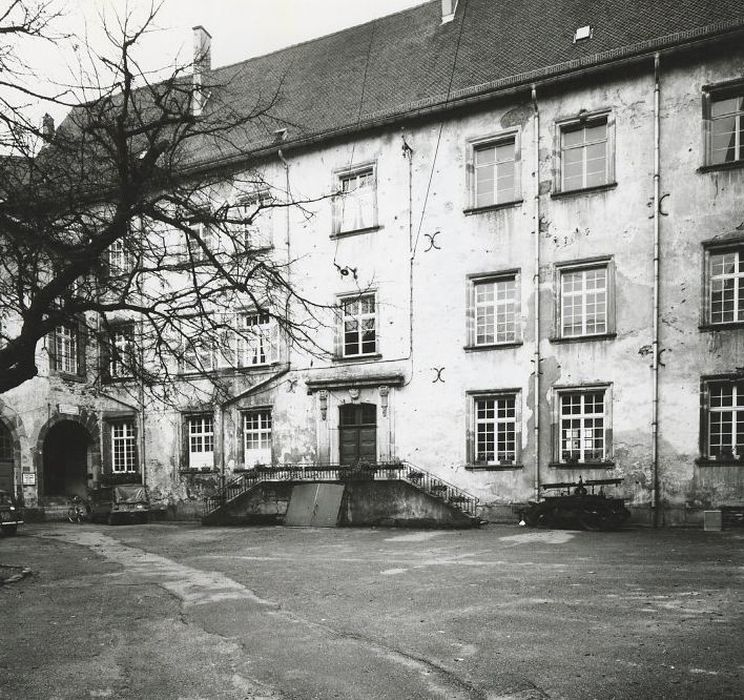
[0,2,328,397]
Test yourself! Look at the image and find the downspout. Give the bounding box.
[531,86,541,500]
[278,148,292,366]
[651,54,661,527]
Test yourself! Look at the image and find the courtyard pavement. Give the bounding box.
[1,521,742,699]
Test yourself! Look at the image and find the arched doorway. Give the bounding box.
[42,420,90,497]
[339,403,377,465]
[0,421,14,492]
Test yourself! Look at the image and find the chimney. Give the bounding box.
[441,0,459,23]
[42,113,55,141]
[191,25,212,116]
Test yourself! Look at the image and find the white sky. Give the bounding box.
[13,0,430,128]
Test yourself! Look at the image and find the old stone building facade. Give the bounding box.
[2,0,744,524]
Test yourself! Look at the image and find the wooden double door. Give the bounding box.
[339,403,376,465]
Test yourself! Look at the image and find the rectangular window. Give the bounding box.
[53,325,78,374]
[707,246,744,325]
[559,115,611,192]
[702,379,744,461]
[243,409,272,467]
[557,261,613,339]
[188,220,218,262]
[108,238,132,275]
[187,414,214,469]
[556,387,610,464]
[236,311,273,367]
[236,190,273,250]
[705,89,744,166]
[332,165,376,234]
[472,134,519,208]
[469,273,519,346]
[340,293,376,357]
[106,324,134,379]
[111,420,137,473]
[472,392,519,465]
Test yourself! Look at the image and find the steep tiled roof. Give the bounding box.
[193,0,743,165]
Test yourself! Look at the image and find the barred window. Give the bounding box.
[112,421,137,473]
[702,379,744,461]
[473,393,518,465]
[557,388,610,464]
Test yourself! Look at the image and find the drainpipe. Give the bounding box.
[531,86,541,500]
[278,148,292,366]
[651,54,661,527]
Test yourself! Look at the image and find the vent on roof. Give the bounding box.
[574,25,593,43]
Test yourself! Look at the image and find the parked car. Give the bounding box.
[0,489,23,536]
[89,484,150,525]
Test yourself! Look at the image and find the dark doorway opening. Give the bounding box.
[42,421,90,497]
[339,403,377,465]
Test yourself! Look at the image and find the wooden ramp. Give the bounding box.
[284,483,345,527]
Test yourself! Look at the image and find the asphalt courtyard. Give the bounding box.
[1,521,742,700]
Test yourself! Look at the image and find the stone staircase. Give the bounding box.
[202,462,480,527]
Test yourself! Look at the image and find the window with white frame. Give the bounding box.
[332,165,376,234]
[187,219,218,262]
[704,87,744,166]
[106,324,134,378]
[108,238,132,275]
[471,392,520,465]
[243,409,272,467]
[558,115,612,192]
[340,293,376,357]
[182,335,215,373]
[471,134,519,208]
[187,414,214,469]
[706,244,744,325]
[558,262,612,338]
[556,387,610,464]
[236,311,275,367]
[702,378,744,461]
[52,324,78,374]
[469,272,519,346]
[237,190,273,250]
[111,420,137,472]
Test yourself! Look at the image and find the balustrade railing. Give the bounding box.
[203,461,478,518]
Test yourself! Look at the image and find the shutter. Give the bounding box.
[76,320,87,377]
[333,304,344,358]
[269,321,280,363]
[182,415,190,469]
[607,113,616,184]
[331,193,342,234]
[102,422,112,475]
[100,330,112,382]
[47,330,57,372]
[465,280,475,346]
[702,91,712,166]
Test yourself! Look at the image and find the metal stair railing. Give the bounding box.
[203,461,479,519]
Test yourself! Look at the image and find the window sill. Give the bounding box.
[551,182,617,199]
[695,457,744,467]
[179,468,218,474]
[697,160,744,174]
[178,363,280,377]
[332,353,382,364]
[699,323,744,332]
[549,461,615,469]
[330,225,381,240]
[463,200,523,215]
[52,371,87,383]
[464,341,523,352]
[549,332,617,344]
[466,463,523,471]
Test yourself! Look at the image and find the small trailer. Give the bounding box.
[522,477,630,531]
